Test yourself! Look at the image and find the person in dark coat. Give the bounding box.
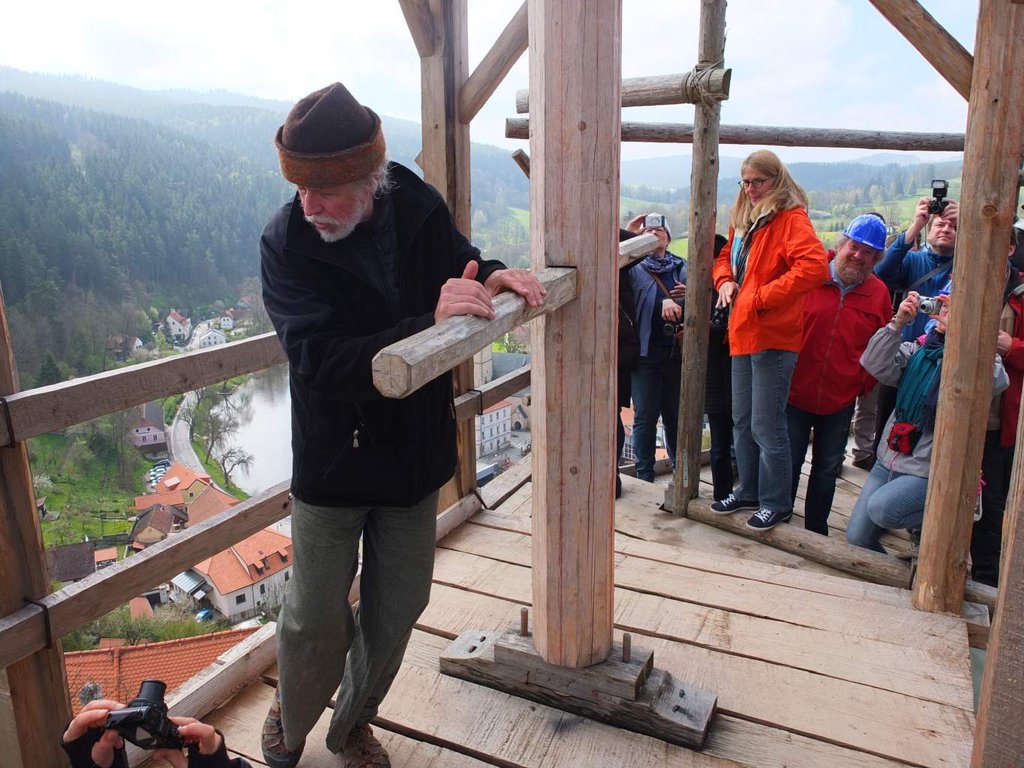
[705,234,734,501]
[259,83,545,768]
[616,229,641,498]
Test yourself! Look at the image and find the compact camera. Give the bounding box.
[917,296,944,315]
[928,180,950,216]
[643,213,667,229]
[662,321,683,337]
[105,680,183,750]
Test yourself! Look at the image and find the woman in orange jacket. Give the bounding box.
[710,150,829,530]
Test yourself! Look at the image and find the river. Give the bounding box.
[220,364,292,495]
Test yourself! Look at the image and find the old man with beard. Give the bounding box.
[259,83,545,768]
[785,215,892,535]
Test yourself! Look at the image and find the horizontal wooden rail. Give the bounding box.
[619,233,659,269]
[0,482,291,670]
[372,268,576,399]
[0,333,285,446]
[454,364,531,422]
[516,70,731,113]
[506,119,966,152]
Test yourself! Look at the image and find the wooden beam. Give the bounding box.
[673,0,727,515]
[372,268,574,399]
[419,0,474,508]
[0,483,291,671]
[516,70,730,113]
[506,118,966,152]
[0,333,285,446]
[435,493,484,542]
[453,364,530,423]
[398,0,436,58]
[458,1,528,124]
[528,0,621,669]
[511,149,530,178]
[914,0,1024,616]
[0,285,72,768]
[974,331,1024,764]
[868,0,973,101]
[617,233,659,269]
[663,489,912,588]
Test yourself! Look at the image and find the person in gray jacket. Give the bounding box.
[846,292,1008,553]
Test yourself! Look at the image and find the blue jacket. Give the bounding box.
[628,255,687,357]
[874,232,953,340]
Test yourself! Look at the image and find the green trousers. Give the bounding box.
[275,491,438,753]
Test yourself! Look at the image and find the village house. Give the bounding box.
[476,399,512,458]
[165,309,191,344]
[219,311,235,331]
[193,326,227,348]
[104,334,143,362]
[92,547,117,570]
[45,542,96,584]
[129,402,167,453]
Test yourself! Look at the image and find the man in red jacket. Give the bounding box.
[787,215,892,535]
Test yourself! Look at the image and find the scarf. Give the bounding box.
[894,328,946,432]
[640,251,675,274]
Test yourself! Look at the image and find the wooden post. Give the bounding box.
[673,0,727,515]
[913,0,1024,615]
[416,0,476,507]
[528,0,621,667]
[973,378,1024,764]
[458,1,528,124]
[0,286,72,767]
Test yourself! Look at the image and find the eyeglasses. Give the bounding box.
[738,177,774,190]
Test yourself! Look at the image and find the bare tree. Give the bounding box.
[219,446,255,490]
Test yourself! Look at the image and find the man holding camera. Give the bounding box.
[625,212,686,482]
[874,185,959,342]
[786,215,892,535]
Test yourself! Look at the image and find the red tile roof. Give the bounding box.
[64,627,258,714]
[134,489,186,513]
[193,529,292,595]
[186,485,240,527]
[94,547,117,565]
[129,597,154,620]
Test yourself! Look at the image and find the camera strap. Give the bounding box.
[648,271,673,298]
[908,262,950,293]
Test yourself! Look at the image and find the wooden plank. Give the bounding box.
[454,365,530,422]
[433,536,969,664]
[867,0,973,100]
[914,0,1024,616]
[516,70,730,112]
[417,585,972,767]
[436,492,484,542]
[203,678,496,768]
[511,148,531,178]
[0,482,291,670]
[506,118,966,152]
[527,0,621,667]
[480,456,532,510]
[674,0,727,514]
[458,1,528,124]
[398,0,436,58]
[372,267,576,399]
[0,333,285,446]
[0,289,71,767]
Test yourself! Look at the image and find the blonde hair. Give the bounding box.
[729,150,809,231]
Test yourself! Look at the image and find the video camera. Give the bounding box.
[104,680,183,750]
[928,180,950,216]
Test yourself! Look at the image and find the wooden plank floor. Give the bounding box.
[202,469,975,767]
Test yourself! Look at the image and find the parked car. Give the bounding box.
[195,609,216,622]
[152,459,171,469]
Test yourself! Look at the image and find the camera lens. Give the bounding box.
[918,297,939,315]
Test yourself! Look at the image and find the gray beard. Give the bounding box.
[305,214,358,243]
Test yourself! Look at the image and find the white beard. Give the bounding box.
[305,214,358,243]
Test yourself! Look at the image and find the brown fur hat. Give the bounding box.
[275,83,386,188]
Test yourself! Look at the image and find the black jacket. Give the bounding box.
[261,163,505,507]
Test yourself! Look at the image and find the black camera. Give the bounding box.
[105,680,183,750]
[710,305,729,330]
[928,180,950,215]
[662,321,683,337]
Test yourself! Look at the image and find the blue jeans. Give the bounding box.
[631,349,680,482]
[846,463,928,553]
[787,402,855,535]
[731,350,797,512]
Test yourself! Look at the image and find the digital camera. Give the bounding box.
[928,180,950,216]
[710,305,729,330]
[662,321,683,337]
[917,296,944,315]
[105,680,183,750]
[643,213,667,229]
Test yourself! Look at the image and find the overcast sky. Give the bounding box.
[1,0,975,163]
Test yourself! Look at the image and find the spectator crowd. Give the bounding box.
[620,149,1022,588]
